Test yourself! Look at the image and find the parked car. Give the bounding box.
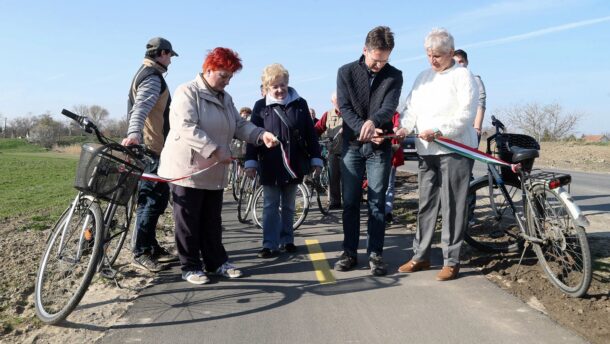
[402,136,418,160]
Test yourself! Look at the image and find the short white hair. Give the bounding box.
[424,28,454,54]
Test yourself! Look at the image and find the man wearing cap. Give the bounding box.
[122,37,178,272]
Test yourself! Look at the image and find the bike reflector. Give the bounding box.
[548,175,571,189]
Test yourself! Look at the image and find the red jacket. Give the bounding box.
[391,111,404,167]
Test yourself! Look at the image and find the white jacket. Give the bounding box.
[399,63,478,155]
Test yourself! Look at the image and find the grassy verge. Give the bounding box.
[0,151,78,230]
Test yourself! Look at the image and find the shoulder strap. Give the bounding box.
[272,106,296,130]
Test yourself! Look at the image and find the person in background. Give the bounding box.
[122,37,178,272]
[230,107,252,159]
[396,28,478,281]
[384,111,405,224]
[158,48,277,285]
[245,63,322,258]
[454,49,485,142]
[314,91,343,210]
[309,108,319,126]
[335,26,403,276]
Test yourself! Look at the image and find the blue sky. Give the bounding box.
[1,0,609,135]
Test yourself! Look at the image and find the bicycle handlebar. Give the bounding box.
[491,115,505,133]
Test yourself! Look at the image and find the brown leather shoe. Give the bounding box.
[436,265,460,281]
[398,259,431,273]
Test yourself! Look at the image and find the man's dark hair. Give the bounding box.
[365,26,395,51]
[454,49,468,62]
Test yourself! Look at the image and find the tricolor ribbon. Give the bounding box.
[278,140,298,179]
[434,136,520,172]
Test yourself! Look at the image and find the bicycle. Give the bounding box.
[35,109,148,324]
[465,116,592,297]
[228,157,245,201]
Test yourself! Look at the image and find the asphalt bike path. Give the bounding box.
[101,193,586,344]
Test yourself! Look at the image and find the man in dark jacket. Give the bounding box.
[335,26,403,276]
[121,37,178,272]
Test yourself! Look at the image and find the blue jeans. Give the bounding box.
[132,156,170,257]
[341,144,391,256]
[385,166,397,215]
[262,184,297,251]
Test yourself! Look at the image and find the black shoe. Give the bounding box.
[385,213,394,226]
[369,253,388,276]
[257,248,277,259]
[132,254,166,273]
[284,243,297,253]
[152,246,178,263]
[334,252,357,271]
[329,203,342,210]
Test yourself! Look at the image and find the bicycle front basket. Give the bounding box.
[74,143,145,205]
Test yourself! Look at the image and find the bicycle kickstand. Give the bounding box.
[100,259,124,289]
[512,241,530,281]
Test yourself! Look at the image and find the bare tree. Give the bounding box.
[88,105,109,126]
[492,102,582,141]
[103,118,129,138]
[72,104,109,128]
[9,115,36,138]
[29,113,66,148]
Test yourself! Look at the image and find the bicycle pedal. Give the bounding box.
[100,267,118,279]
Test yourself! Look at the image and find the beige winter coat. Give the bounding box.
[158,74,264,189]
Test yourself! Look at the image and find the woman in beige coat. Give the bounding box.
[158,47,277,285]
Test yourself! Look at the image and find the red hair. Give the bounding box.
[202,47,243,73]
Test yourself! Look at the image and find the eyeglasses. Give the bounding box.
[365,49,390,66]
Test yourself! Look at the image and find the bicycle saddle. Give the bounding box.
[508,146,539,163]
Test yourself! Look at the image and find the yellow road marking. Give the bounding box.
[305,239,336,284]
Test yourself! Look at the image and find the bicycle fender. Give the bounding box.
[556,187,590,228]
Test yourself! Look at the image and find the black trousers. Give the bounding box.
[170,185,227,272]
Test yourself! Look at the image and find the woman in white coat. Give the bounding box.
[158,47,277,285]
[396,28,478,281]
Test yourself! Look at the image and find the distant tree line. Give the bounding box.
[1,105,128,148]
[487,102,584,142]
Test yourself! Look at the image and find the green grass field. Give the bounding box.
[1,139,79,230]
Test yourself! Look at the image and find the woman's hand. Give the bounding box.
[211,147,232,164]
[418,128,442,142]
[245,168,257,178]
[262,131,279,148]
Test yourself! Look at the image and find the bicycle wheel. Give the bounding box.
[237,174,255,223]
[230,161,241,201]
[252,186,264,229]
[35,195,104,324]
[252,184,309,230]
[316,167,331,215]
[293,183,309,230]
[526,184,592,297]
[465,176,523,253]
[103,195,135,268]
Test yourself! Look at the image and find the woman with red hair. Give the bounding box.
[159,47,278,285]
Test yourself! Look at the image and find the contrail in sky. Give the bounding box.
[393,15,610,64]
[462,15,610,49]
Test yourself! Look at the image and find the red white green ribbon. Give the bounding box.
[279,141,298,179]
[434,136,517,171]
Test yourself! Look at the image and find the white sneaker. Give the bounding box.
[216,262,243,278]
[182,270,210,285]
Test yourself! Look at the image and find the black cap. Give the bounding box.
[146,37,178,57]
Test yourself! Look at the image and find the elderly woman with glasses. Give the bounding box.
[158,47,277,285]
[396,28,478,281]
[245,63,322,259]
